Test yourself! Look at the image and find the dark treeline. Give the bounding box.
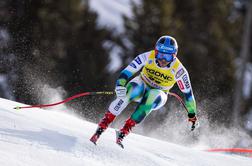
[0,0,114,118]
[0,0,250,128]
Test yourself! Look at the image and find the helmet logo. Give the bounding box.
[160,45,174,51]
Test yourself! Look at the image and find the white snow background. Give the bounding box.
[0,98,252,166]
[88,0,141,72]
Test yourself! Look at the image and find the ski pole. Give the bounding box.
[168,92,189,113]
[14,91,114,110]
[14,90,190,120]
[14,91,188,112]
[168,92,198,131]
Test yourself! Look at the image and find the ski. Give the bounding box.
[116,130,124,149]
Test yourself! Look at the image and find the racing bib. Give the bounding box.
[140,50,180,91]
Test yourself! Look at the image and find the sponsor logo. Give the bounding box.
[130,56,142,68]
[182,74,190,89]
[130,62,136,69]
[148,60,153,64]
[142,74,162,89]
[177,80,184,90]
[134,56,142,65]
[172,69,175,74]
[145,67,173,81]
[175,68,185,79]
[114,99,124,111]
[160,45,174,51]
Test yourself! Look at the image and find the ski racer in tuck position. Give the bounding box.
[90,35,198,148]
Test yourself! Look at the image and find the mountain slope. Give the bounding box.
[0,98,251,166]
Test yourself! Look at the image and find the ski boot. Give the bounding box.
[116,130,125,148]
[90,127,104,145]
[116,118,136,149]
[90,111,116,145]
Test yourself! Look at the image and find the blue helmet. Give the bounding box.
[155,36,178,55]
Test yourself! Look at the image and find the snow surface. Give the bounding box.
[0,98,251,166]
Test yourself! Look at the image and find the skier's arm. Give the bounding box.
[175,66,197,117]
[116,52,148,87]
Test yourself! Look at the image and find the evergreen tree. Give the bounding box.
[5,0,113,116]
[6,0,43,103]
[122,0,164,63]
[172,0,243,123]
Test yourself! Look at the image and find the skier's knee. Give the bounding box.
[146,90,167,110]
[126,82,145,101]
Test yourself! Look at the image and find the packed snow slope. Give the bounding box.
[0,98,251,166]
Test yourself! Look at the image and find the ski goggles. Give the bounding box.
[156,52,174,62]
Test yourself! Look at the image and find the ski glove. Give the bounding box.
[188,113,198,131]
[115,86,127,98]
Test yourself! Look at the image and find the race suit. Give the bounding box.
[108,50,196,123]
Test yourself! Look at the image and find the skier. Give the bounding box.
[90,35,197,148]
